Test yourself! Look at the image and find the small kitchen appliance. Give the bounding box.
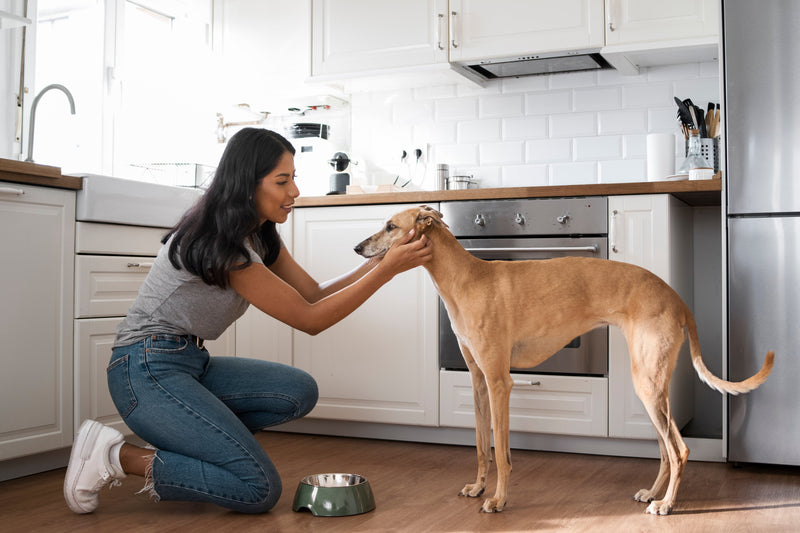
[327,151,352,195]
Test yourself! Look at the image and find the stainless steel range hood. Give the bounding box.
[459,49,611,79]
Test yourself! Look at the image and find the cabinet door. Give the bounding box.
[293,204,439,426]
[605,0,719,46]
[449,0,604,62]
[74,318,132,436]
[0,184,75,460]
[607,195,694,439]
[312,0,448,76]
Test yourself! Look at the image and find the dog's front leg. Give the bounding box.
[482,370,513,513]
[460,348,491,499]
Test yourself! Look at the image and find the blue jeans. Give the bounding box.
[107,334,318,513]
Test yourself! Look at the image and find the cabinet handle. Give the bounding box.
[450,11,458,48]
[513,379,541,387]
[437,13,445,50]
[609,209,619,254]
[0,186,25,196]
[607,0,618,32]
[127,262,153,269]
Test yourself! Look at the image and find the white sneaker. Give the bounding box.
[64,420,126,514]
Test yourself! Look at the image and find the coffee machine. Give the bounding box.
[327,152,352,195]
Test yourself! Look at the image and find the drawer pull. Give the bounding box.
[126,262,153,269]
[512,380,541,387]
[0,186,25,196]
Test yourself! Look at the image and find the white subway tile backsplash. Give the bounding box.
[458,119,502,143]
[574,136,622,161]
[392,100,434,124]
[435,143,479,166]
[527,138,571,163]
[550,162,597,185]
[525,91,571,115]
[622,83,672,109]
[550,112,596,138]
[480,141,525,165]
[350,62,719,189]
[598,109,647,134]
[502,164,549,187]
[573,87,620,112]
[599,159,647,183]
[435,97,479,121]
[503,116,547,140]
[648,106,679,132]
[479,94,525,118]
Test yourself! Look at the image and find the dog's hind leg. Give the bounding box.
[459,345,492,499]
[629,331,690,515]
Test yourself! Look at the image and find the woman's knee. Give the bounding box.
[295,370,318,418]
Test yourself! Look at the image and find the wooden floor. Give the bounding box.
[2,432,799,532]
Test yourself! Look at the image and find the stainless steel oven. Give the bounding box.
[438,197,608,376]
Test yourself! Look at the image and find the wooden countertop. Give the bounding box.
[0,158,82,190]
[295,178,722,208]
[0,157,722,206]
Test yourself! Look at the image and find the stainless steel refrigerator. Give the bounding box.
[723,0,800,465]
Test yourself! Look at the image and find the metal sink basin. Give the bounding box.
[74,174,203,228]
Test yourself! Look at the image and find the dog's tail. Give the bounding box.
[686,310,774,395]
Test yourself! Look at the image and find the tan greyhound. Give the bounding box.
[354,205,774,516]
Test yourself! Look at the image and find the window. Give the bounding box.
[33,0,215,184]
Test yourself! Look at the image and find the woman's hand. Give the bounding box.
[378,229,432,278]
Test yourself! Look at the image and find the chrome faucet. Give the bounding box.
[25,84,76,163]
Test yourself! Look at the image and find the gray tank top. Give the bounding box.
[113,237,265,348]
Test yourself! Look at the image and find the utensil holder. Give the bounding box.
[685,137,719,172]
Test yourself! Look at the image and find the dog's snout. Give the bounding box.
[354,242,364,255]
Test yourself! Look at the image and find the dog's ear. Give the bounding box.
[416,205,448,231]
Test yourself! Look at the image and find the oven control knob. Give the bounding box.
[474,213,486,226]
[515,213,525,225]
[557,214,570,224]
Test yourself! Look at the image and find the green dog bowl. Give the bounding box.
[292,473,376,517]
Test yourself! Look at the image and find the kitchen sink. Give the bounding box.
[74,173,203,228]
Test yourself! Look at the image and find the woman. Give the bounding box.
[63,128,432,514]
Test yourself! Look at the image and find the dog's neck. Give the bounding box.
[421,224,480,294]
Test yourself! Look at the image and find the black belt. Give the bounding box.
[187,335,205,349]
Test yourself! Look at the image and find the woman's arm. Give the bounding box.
[267,247,381,303]
[230,230,430,335]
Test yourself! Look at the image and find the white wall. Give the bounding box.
[350,62,720,190]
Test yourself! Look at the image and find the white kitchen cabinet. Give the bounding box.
[0,183,75,460]
[440,370,608,437]
[448,0,604,62]
[607,194,694,439]
[234,217,293,365]
[605,0,719,46]
[312,0,448,76]
[73,222,236,435]
[292,204,439,426]
[311,0,602,78]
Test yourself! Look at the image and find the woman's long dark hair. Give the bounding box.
[162,127,296,288]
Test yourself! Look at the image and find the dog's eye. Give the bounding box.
[386,223,397,231]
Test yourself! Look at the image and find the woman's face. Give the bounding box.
[254,150,299,224]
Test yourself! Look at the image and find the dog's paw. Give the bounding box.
[645,500,673,516]
[633,489,655,503]
[459,483,485,498]
[480,497,506,513]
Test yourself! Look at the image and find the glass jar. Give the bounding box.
[678,129,713,180]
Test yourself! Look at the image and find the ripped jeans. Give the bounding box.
[107,335,318,513]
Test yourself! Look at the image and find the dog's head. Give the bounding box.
[354,205,446,258]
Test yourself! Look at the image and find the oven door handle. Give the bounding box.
[464,245,599,254]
